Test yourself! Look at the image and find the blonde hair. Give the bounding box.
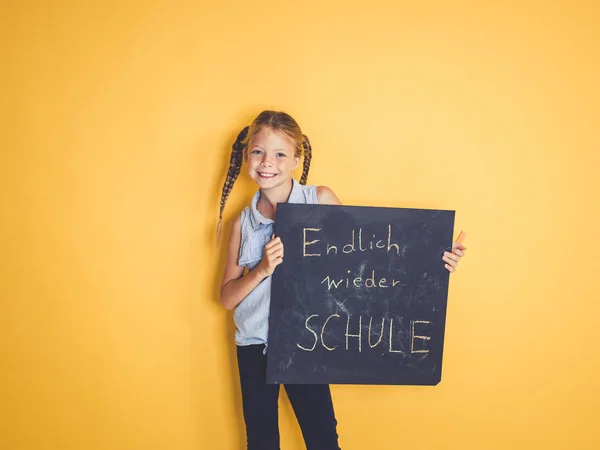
[217,110,313,239]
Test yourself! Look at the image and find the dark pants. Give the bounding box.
[236,344,341,450]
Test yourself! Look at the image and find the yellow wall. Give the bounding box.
[1,0,599,449]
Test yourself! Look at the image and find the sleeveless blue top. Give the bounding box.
[234,178,319,348]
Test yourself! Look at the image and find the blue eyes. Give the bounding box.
[251,149,286,157]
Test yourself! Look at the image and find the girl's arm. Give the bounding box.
[219,215,261,310]
[219,215,284,310]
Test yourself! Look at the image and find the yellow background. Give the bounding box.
[1,0,599,449]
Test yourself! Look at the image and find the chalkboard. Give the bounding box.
[266,204,455,385]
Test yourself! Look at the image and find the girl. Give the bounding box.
[218,110,465,450]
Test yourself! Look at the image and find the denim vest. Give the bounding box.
[234,179,319,349]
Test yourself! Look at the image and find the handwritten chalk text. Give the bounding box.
[303,225,402,257]
[296,314,432,354]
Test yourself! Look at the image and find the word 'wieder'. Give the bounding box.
[321,269,407,291]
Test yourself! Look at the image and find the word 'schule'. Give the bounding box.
[296,313,432,355]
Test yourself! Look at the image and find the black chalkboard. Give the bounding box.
[266,204,455,385]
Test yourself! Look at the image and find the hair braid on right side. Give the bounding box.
[299,134,312,185]
[217,126,249,239]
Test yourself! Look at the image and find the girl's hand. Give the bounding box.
[443,241,466,273]
[256,235,284,278]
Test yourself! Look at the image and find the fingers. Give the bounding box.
[450,241,467,261]
[264,236,284,274]
[451,243,465,257]
[442,250,461,263]
[264,236,282,251]
[443,251,459,263]
[442,251,459,273]
[257,235,286,277]
[265,239,283,255]
[452,241,467,251]
[266,246,284,259]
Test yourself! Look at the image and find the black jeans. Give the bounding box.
[236,344,341,450]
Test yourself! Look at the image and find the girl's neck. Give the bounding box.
[257,178,294,220]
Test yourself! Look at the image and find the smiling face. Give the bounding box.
[246,126,300,190]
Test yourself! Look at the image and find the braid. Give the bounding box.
[217,126,249,239]
[300,134,312,185]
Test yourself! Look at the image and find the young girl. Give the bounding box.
[218,110,465,450]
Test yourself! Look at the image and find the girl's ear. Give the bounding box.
[293,156,300,170]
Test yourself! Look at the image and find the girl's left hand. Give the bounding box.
[443,242,466,273]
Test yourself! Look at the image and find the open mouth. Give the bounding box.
[258,172,277,179]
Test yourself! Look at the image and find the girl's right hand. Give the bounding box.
[256,235,284,278]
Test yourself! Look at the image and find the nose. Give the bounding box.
[260,154,273,167]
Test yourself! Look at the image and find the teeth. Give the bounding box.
[259,173,276,178]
